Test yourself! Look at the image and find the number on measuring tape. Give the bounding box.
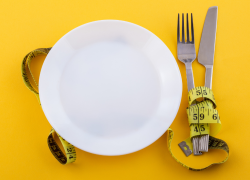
[193,124,206,133]
[200,125,205,131]
[194,126,198,132]
[200,113,204,120]
[196,89,201,95]
[193,114,197,120]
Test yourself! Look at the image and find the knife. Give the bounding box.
[198,6,218,89]
[197,6,218,152]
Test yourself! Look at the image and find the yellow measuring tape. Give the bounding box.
[22,48,229,170]
[22,48,76,165]
[187,87,220,139]
[173,86,229,170]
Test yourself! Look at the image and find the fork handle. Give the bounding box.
[185,62,195,92]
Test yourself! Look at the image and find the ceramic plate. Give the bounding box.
[39,20,182,156]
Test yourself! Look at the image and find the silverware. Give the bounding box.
[177,13,195,92]
[177,13,202,155]
[197,6,218,152]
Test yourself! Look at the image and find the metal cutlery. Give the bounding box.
[197,6,218,152]
[177,7,218,156]
[177,13,196,92]
[177,13,202,155]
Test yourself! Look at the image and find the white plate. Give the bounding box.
[39,20,182,156]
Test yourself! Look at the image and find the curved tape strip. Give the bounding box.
[168,128,229,171]
[21,48,76,164]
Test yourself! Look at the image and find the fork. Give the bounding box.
[177,13,202,156]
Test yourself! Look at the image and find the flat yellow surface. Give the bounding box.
[0,0,249,179]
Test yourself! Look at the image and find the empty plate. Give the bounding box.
[39,20,182,156]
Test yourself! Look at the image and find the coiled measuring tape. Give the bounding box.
[176,86,229,170]
[22,48,229,170]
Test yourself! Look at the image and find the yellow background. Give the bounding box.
[0,0,249,179]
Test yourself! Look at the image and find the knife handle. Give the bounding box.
[185,62,195,92]
[205,66,213,89]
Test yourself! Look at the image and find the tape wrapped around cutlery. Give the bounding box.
[176,86,229,170]
[22,48,229,170]
[187,87,220,139]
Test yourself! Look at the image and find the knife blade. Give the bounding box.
[198,6,218,89]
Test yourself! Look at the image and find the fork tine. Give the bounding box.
[186,13,190,42]
[182,13,185,42]
[177,14,180,42]
[191,13,194,43]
